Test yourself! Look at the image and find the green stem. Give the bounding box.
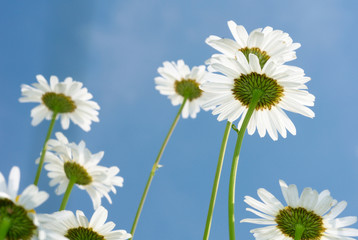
[294,224,305,240]
[34,112,58,186]
[203,121,232,240]
[59,176,76,211]
[0,217,11,240]
[130,97,188,239]
[228,90,263,240]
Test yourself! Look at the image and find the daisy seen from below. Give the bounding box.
[155,59,213,118]
[129,60,212,239]
[202,52,315,141]
[19,74,100,131]
[44,132,124,210]
[45,206,131,240]
[0,166,66,240]
[206,20,301,66]
[241,180,358,240]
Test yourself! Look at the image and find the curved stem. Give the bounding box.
[59,176,76,211]
[130,97,188,239]
[228,90,262,240]
[34,112,58,186]
[203,121,232,240]
[294,224,305,240]
[0,217,11,240]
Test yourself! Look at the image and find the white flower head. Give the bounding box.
[206,20,301,65]
[44,206,131,240]
[45,132,124,209]
[155,59,214,119]
[241,180,358,240]
[0,166,65,240]
[19,74,100,132]
[202,52,315,140]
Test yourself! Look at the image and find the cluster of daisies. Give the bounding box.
[0,75,131,239]
[153,20,358,240]
[1,20,357,240]
[156,20,314,140]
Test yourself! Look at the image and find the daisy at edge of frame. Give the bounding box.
[155,59,215,119]
[201,52,315,141]
[43,206,131,240]
[19,74,100,132]
[241,180,358,240]
[44,132,124,210]
[206,20,301,67]
[0,166,67,240]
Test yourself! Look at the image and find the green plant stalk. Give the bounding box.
[295,224,305,240]
[59,176,76,211]
[130,97,188,239]
[0,217,11,240]
[203,121,232,240]
[228,90,262,240]
[34,112,58,186]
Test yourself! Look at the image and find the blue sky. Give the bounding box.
[1,1,358,239]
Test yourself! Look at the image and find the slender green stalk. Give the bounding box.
[294,224,305,240]
[0,217,11,240]
[34,112,58,186]
[130,98,188,239]
[203,121,232,240]
[59,177,76,211]
[228,90,263,240]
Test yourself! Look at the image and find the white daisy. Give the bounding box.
[44,132,124,209]
[155,59,213,118]
[241,180,358,240]
[201,52,315,140]
[44,206,131,240]
[0,166,66,240]
[19,74,100,132]
[206,20,301,66]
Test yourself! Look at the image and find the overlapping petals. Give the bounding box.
[206,20,300,64]
[45,132,124,209]
[202,52,314,140]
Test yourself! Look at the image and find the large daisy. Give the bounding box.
[241,180,358,240]
[201,52,315,140]
[206,20,301,66]
[45,206,131,240]
[44,132,124,209]
[0,166,66,240]
[19,74,100,132]
[155,60,213,118]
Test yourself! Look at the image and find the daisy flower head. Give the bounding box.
[201,53,315,140]
[206,20,301,66]
[45,206,131,240]
[19,74,100,132]
[0,166,64,240]
[45,132,124,209]
[241,180,358,240]
[155,59,213,119]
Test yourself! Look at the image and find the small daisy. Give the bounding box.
[201,52,315,140]
[45,132,124,209]
[0,166,66,240]
[155,59,213,118]
[206,20,301,66]
[19,74,100,132]
[241,180,358,240]
[45,206,131,240]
